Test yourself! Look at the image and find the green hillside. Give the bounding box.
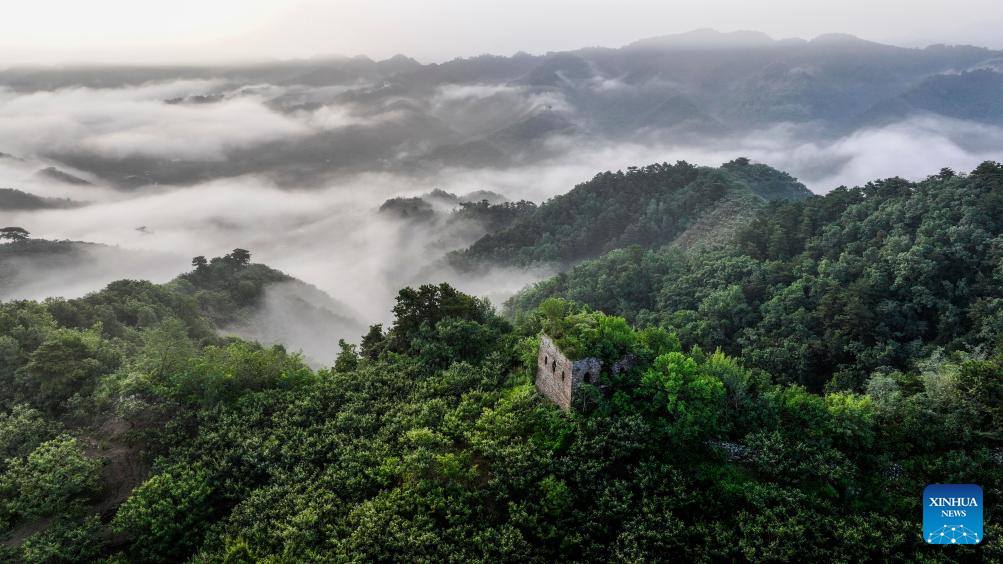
[509,163,1003,391]
[2,165,1002,562]
[449,159,811,269]
[1,262,1000,561]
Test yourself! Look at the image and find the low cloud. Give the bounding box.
[428,83,573,137]
[221,280,367,367]
[783,117,1003,188]
[0,169,554,328]
[2,79,1002,359]
[0,81,309,161]
[528,115,1003,195]
[304,104,391,129]
[0,242,187,302]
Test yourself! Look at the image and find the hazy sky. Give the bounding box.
[2,0,1002,66]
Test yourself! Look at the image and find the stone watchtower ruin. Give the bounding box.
[535,334,602,410]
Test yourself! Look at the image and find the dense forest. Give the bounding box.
[449,159,811,269]
[1,163,1001,561]
[509,162,1003,392]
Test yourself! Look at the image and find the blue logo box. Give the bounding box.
[923,484,983,545]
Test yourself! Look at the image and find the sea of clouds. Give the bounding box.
[2,78,1001,357]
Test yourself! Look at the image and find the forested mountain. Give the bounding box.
[450,159,811,268]
[0,244,362,362]
[183,253,365,365]
[2,250,1000,560]
[3,163,1003,561]
[863,69,1003,126]
[5,9,1003,560]
[509,162,1003,392]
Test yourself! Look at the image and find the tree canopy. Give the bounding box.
[450,160,810,268]
[0,227,30,242]
[510,162,1003,391]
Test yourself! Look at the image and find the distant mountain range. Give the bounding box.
[4,30,1002,188]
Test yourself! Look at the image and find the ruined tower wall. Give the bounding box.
[536,335,603,410]
[536,335,575,409]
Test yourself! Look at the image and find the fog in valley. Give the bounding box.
[7,4,1003,558]
[4,31,1003,360]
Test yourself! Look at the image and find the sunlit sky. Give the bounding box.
[2,0,1002,66]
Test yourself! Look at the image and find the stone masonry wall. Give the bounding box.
[536,335,574,409]
[536,335,603,410]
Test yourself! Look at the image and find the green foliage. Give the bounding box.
[19,514,104,564]
[135,317,196,379]
[384,283,511,371]
[333,339,360,373]
[0,435,102,522]
[641,352,726,441]
[359,324,386,360]
[956,359,1003,438]
[388,283,495,351]
[0,404,60,462]
[0,283,998,562]
[636,326,682,360]
[113,464,215,561]
[535,298,636,362]
[22,328,120,412]
[169,341,313,407]
[511,162,1003,391]
[451,199,538,232]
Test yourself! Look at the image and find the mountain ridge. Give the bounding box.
[449,159,810,269]
[5,30,1002,188]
